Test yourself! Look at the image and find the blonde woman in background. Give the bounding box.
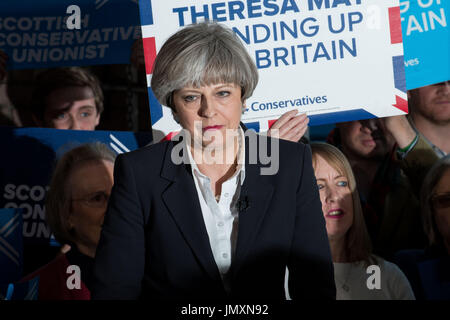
[309,142,415,300]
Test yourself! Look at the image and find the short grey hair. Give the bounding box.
[151,21,259,110]
[45,142,116,246]
[420,154,450,246]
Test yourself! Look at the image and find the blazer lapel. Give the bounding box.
[232,132,274,275]
[160,141,222,283]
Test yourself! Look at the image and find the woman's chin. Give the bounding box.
[202,141,226,152]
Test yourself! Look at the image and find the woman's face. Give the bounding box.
[432,168,450,246]
[68,160,114,257]
[172,83,243,151]
[314,155,354,242]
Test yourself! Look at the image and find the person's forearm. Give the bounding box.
[385,115,417,149]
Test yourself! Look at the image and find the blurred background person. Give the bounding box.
[0,50,22,126]
[326,116,438,259]
[29,67,104,131]
[21,142,116,300]
[395,155,450,300]
[310,142,415,300]
[408,81,450,158]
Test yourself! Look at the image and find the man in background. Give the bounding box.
[408,81,450,158]
[329,116,438,259]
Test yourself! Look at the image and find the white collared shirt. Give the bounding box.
[185,127,246,291]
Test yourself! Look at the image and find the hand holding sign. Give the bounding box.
[382,114,417,149]
[267,110,309,142]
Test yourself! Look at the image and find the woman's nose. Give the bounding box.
[326,187,339,202]
[200,96,217,118]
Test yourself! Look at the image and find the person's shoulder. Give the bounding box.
[372,255,416,299]
[372,255,408,279]
[21,253,69,283]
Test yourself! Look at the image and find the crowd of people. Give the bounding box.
[0,21,449,300]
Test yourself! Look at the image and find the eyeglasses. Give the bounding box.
[72,191,110,208]
[430,192,450,210]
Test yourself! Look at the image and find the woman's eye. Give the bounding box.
[217,91,230,97]
[317,184,324,190]
[91,192,107,202]
[337,181,348,187]
[91,194,103,202]
[183,95,197,102]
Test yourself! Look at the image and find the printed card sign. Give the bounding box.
[0,0,141,69]
[139,0,407,139]
[400,0,449,90]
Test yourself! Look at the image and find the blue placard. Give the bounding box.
[0,0,141,69]
[0,126,152,247]
[401,0,449,89]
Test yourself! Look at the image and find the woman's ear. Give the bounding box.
[172,111,180,124]
[242,100,247,114]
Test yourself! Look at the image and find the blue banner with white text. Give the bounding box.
[0,0,142,69]
[401,0,449,89]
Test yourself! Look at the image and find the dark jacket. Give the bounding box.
[92,130,335,300]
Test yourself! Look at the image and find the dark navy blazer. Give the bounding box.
[91,130,335,300]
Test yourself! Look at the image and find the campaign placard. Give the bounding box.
[0,0,142,69]
[139,0,407,139]
[400,0,449,90]
[0,127,152,247]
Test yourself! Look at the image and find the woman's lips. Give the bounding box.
[203,125,223,131]
[326,209,345,219]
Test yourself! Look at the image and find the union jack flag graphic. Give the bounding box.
[0,208,24,283]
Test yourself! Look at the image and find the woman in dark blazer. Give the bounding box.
[91,21,335,300]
